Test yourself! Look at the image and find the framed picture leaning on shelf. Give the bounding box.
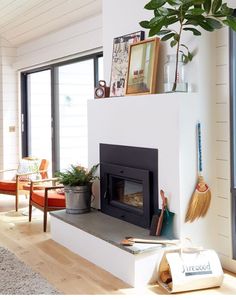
[125,37,160,96]
[109,31,144,97]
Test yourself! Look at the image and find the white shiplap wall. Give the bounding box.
[0,40,18,171]
[214,26,236,271]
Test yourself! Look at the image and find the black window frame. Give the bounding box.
[21,52,103,174]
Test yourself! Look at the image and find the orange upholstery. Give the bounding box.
[29,178,65,232]
[39,159,49,179]
[0,180,28,191]
[0,158,49,211]
[31,190,65,207]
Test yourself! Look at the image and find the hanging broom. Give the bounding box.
[185,122,211,223]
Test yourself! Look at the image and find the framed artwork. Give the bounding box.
[109,31,145,97]
[125,37,160,95]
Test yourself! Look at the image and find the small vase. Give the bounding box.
[164,54,188,93]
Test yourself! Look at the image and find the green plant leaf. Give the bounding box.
[188,8,205,15]
[212,0,222,14]
[203,0,211,14]
[166,8,179,16]
[183,27,202,35]
[198,19,214,31]
[158,29,173,35]
[174,33,180,41]
[149,16,163,26]
[185,14,205,22]
[161,33,176,41]
[157,7,170,16]
[223,16,236,32]
[206,17,223,29]
[149,21,165,36]
[170,40,178,47]
[144,0,166,10]
[221,3,234,16]
[184,19,199,26]
[139,20,151,29]
[182,53,189,63]
[166,0,182,5]
[188,51,194,61]
[166,16,179,25]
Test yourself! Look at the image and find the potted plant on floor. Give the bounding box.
[56,164,99,214]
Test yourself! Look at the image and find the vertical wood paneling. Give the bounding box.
[215,25,231,260]
[216,141,230,160]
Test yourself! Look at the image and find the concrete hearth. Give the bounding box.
[50,209,176,286]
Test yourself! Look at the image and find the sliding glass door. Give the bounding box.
[21,53,103,174]
[58,59,94,169]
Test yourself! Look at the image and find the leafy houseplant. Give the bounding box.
[56,164,99,186]
[56,164,99,214]
[140,0,236,91]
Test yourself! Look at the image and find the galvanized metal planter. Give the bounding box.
[64,184,92,214]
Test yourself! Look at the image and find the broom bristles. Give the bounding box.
[185,176,211,223]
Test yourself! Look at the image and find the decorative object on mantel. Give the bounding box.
[150,189,175,238]
[109,31,145,97]
[139,0,236,92]
[185,122,211,222]
[164,53,188,93]
[125,37,160,95]
[94,80,110,99]
[56,164,99,214]
[120,237,179,246]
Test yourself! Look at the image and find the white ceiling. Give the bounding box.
[0,0,102,47]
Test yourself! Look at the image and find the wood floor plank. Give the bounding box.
[0,197,236,295]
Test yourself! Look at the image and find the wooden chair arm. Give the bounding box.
[0,168,17,173]
[45,186,64,192]
[16,169,48,177]
[44,185,65,208]
[29,177,61,193]
[30,177,59,184]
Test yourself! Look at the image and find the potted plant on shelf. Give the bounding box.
[56,164,99,214]
[139,0,236,92]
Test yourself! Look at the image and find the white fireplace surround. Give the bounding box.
[87,93,212,242]
[51,92,214,286]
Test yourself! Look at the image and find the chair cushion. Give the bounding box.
[0,180,25,191]
[31,190,65,207]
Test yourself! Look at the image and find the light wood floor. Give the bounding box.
[0,196,236,296]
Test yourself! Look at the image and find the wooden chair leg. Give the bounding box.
[15,193,18,212]
[29,203,32,222]
[43,209,47,232]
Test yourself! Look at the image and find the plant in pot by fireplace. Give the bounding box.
[139,0,236,92]
[56,164,99,214]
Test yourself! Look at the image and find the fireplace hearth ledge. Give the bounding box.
[50,209,176,287]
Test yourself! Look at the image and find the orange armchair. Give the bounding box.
[29,178,66,232]
[0,158,49,211]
